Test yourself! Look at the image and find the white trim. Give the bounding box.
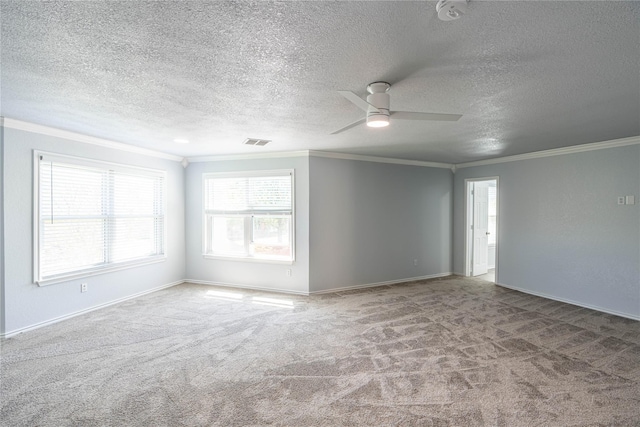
[201,169,295,264]
[2,117,184,162]
[33,151,168,284]
[188,150,454,169]
[463,177,500,280]
[33,150,41,284]
[186,136,640,169]
[188,151,309,163]
[35,150,167,175]
[456,136,640,169]
[36,258,167,287]
[202,169,295,179]
[187,273,453,296]
[185,279,309,295]
[308,151,453,169]
[495,282,640,321]
[202,254,294,265]
[310,272,452,294]
[0,280,184,338]
[4,119,637,168]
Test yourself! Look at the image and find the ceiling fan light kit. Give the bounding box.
[436,0,469,21]
[366,115,390,128]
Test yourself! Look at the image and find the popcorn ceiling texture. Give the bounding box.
[1,1,638,162]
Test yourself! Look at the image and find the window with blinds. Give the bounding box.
[203,170,294,262]
[34,152,166,285]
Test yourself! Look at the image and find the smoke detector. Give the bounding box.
[436,0,469,21]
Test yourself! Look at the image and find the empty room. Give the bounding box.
[1,1,639,426]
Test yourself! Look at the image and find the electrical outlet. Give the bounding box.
[286,269,292,277]
[617,197,626,205]
[413,259,418,266]
[81,283,88,293]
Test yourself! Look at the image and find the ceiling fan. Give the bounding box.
[331,82,462,134]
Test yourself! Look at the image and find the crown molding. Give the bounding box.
[187,150,309,163]
[1,117,184,162]
[308,150,454,169]
[189,150,454,169]
[455,135,640,169]
[5,117,636,169]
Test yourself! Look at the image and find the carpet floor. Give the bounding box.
[1,276,639,426]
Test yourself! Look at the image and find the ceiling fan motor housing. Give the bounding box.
[366,82,391,125]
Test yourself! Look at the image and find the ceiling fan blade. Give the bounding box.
[330,118,366,135]
[337,91,380,113]
[391,111,462,121]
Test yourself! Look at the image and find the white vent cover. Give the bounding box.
[243,138,271,146]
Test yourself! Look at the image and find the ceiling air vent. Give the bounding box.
[243,138,271,146]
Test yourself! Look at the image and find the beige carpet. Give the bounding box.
[1,276,639,426]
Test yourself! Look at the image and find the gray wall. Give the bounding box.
[309,156,453,292]
[2,128,186,335]
[0,124,5,334]
[453,145,640,319]
[3,124,637,333]
[184,156,310,294]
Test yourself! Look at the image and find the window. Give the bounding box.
[34,152,166,285]
[203,170,294,263]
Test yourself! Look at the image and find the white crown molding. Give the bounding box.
[5,118,637,169]
[308,150,454,169]
[189,149,454,169]
[1,117,184,162]
[456,135,640,169]
[187,150,309,163]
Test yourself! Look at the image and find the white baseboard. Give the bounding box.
[185,279,310,295]
[186,273,453,296]
[310,272,453,294]
[1,280,185,339]
[495,282,640,321]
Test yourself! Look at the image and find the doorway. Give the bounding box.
[464,178,499,282]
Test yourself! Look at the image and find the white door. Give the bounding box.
[472,182,489,276]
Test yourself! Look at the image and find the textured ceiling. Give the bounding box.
[1,1,639,163]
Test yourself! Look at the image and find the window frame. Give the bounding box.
[33,151,167,286]
[201,169,295,264]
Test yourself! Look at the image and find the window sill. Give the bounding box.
[202,254,294,265]
[36,256,167,287]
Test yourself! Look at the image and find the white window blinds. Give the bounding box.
[35,153,166,284]
[203,171,294,262]
[204,174,292,214]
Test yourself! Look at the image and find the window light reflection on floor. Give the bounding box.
[251,296,294,308]
[204,290,244,302]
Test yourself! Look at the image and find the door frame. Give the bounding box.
[464,176,500,280]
